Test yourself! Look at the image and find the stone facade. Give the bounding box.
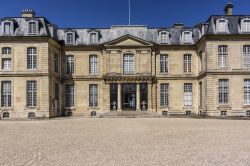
[1,3,250,118]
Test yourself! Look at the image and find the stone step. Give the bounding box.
[99,111,161,118]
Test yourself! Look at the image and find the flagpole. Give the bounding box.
[129,0,131,25]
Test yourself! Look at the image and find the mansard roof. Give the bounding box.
[0,14,250,46]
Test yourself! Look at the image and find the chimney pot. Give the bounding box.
[21,9,36,18]
[174,23,184,29]
[224,3,234,15]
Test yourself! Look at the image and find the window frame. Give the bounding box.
[90,32,98,44]
[28,21,38,35]
[243,45,250,68]
[184,83,193,106]
[65,32,75,45]
[218,45,228,68]
[3,21,13,35]
[89,54,98,75]
[182,31,192,44]
[241,18,250,32]
[27,47,37,70]
[89,84,98,107]
[2,47,12,54]
[218,79,229,105]
[2,58,12,71]
[123,53,135,75]
[184,54,192,73]
[65,84,74,108]
[160,54,169,74]
[1,81,11,107]
[160,31,169,44]
[26,80,37,107]
[66,55,74,75]
[160,83,169,107]
[216,18,228,32]
[244,79,250,105]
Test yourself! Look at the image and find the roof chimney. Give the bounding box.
[174,23,184,29]
[224,3,234,15]
[21,9,36,18]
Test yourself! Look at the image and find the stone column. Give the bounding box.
[117,83,122,111]
[136,83,140,111]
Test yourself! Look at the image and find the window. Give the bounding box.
[1,81,11,107]
[66,55,74,75]
[219,79,229,105]
[242,19,250,32]
[123,53,134,74]
[27,47,37,69]
[3,22,11,35]
[55,83,59,101]
[160,32,168,43]
[160,54,168,73]
[183,31,192,43]
[90,33,97,44]
[244,79,250,105]
[218,45,228,68]
[27,81,37,107]
[89,84,98,107]
[243,45,250,68]
[28,21,37,35]
[2,58,12,70]
[89,55,98,74]
[217,19,227,32]
[2,47,11,54]
[54,53,59,73]
[184,83,192,106]
[184,54,192,73]
[199,52,203,72]
[199,82,202,107]
[66,33,74,44]
[65,84,74,107]
[160,83,169,106]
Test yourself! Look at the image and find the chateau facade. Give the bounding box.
[1,3,250,118]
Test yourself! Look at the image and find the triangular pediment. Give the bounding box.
[104,34,153,47]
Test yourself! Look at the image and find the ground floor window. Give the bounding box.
[1,81,11,107]
[89,84,98,107]
[65,84,74,107]
[27,81,37,107]
[160,83,169,106]
[184,83,192,106]
[244,79,250,105]
[219,79,229,105]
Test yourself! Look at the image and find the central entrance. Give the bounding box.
[121,83,136,111]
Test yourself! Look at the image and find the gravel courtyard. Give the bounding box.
[1,118,250,166]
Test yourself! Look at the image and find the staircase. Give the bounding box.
[99,111,161,118]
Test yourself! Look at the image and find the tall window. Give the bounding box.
[66,55,74,75]
[184,54,192,73]
[242,19,250,32]
[55,83,59,101]
[90,33,97,44]
[243,45,250,68]
[218,45,228,68]
[123,53,134,74]
[2,58,11,70]
[217,19,226,32]
[183,32,192,43]
[199,82,202,107]
[89,84,98,107]
[28,21,37,35]
[65,84,74,107]
[66,33,74,44]
[3,22,11,35]
[160,32,168,43]
[27,81,37,107]
[54,53,59,73]
[219,79,229,105]
[89,55,98,74]
[2,47,11,54]
[184,83,192,106]
[160,54,168,73]
[1,81,11,107]
[244,79,250,105]
[160,83,169,106]
[27,47,37,69]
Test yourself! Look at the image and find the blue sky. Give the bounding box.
[0,0,249,28]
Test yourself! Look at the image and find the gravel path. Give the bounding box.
[0,118,250,166]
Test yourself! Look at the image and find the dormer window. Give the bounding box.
[28,21,38,35]
[66,32,75,44]
[90,33,98,44]
[241,18,250,32]
[160,31,168,44]
[183,31,192,43]
[3,22,11,35]
[216,19,227,32]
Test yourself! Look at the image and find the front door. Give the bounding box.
[122,83,136,111]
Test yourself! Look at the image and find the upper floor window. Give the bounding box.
[3,22,11,35]
[2,47,12,54]
[218,45,228,68]
[90,33,98,44]
[160,32,168,44]
[241,19,250,32]
[243,45,250,68]
[160,54,168,74]
[217,19,227,32]
[182,31,192,43]
[2,58,12,70]
[66,33,74,44]
[218,79,229,105]
[89,55,98,74]
[54,53,59,73]
[28,21,38,35]
[27,47,37,69]
[66,55,74,75]
[123,53,134,75]
[184,54,192,73]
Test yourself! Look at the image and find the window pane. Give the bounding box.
[242,20,250,32]
[29,22,37,34]
[244,79,250,105]
[2,58,12,70]
[2,47,11,54]
[184,83,192,106]
[66,33,74,44]
[218,20,226,32]
[243,45,250,68]
[4,22,11,35]
[90,33,97,44]
[184,54,192,73]
[161,32,168,43]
